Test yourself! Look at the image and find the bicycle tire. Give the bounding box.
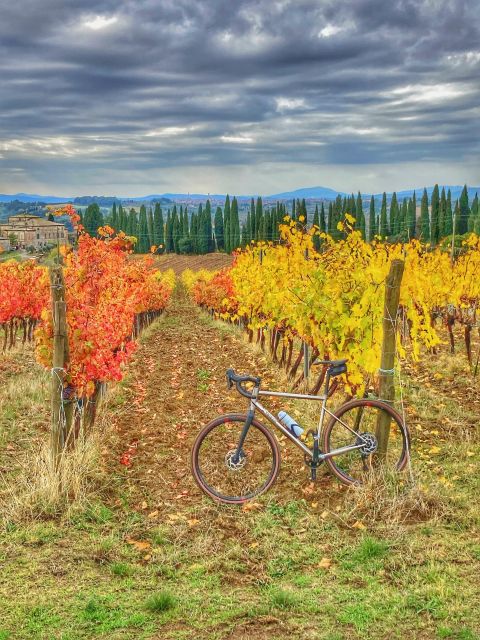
[191,413,281,504]
[323,398,410,486]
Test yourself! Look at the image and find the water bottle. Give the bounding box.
[278,411,304,438]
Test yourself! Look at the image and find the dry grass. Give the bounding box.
[0,430,110,525]
[339,467,449,531]
[0,347,113,525]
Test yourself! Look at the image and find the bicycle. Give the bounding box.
[191,360,410,504]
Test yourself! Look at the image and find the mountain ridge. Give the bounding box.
[1,185,479,205]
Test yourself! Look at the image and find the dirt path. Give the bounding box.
[110,285,341,517]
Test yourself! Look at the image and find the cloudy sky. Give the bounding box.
[0,0,479,196]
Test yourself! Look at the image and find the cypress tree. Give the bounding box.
[312,205,321,251]
[327,202,333,235]
[241,223,248,247]
[127,208,137,238]
[444,190,453,236]
[368,196,376,240]
[245,209,251,245]
[408,192,417,239]
[83,203,104,237]
[291,199,298,222]
[195,204,205,254]
[390,192,399,237]
[273,203,282,241]
[459,185,470,234]
[379,192,388,238]
[111,202,118,231]
[137,205,149,253]
[430,184,440,244]
[468,193,478,232]
[224,196,231,253]
[318,203,325,232]
[301,198,307,225]
[147,207,154,247]
[438,188,446,239]
[331,195,343,239]
[419,189,430,240]
[153,203,164,248]
[230,197,240,249]
[248,198,255,241]
[453,199,460,236]
[208,200,215,251]
[214,206,224,251]
[190,211,198,254]
[184,206,190,240]
[255,197,263,240]
[399,199,408,240]
[348,193,356,218]
[356,192,365,238]
[118,205,126,233]
[165,210,172,252]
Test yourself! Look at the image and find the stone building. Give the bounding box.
[0,214,68,250]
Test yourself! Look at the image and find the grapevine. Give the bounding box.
[184,217,480,394]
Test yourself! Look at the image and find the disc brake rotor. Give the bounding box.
[356,432,378,455]
[225,449,246,471]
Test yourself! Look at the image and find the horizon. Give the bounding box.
[1,0,479,195]
[1,183,480,203]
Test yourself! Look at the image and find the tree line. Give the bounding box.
[79,184,479,254]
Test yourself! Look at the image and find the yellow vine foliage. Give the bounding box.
[157,268,176,291]
[185,220,480,394]
[181,268,216,292]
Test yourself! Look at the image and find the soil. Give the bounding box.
[109,286,345,519]
[130,252,234,275]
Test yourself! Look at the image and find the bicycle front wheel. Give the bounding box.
[323,399,410,486]
[191,413,280,504]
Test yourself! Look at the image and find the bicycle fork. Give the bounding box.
[233,408,255,463]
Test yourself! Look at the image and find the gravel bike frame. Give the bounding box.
[235,384,369,462]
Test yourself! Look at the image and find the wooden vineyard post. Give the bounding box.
[50,265,70,465]
[375,259,405,457]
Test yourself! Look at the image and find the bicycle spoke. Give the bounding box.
[193,417,278,502]
[324,400,408,485]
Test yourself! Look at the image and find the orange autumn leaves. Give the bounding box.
[35,229,174,397]
[0,206,174,398]
[0,260,49,326]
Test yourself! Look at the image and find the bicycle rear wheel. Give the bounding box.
[191,413,280,504]
[323,399,410,486]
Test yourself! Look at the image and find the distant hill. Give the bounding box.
[268,186,345,200]
[385,186,479,201]
[0,185,478,206]
[0,193,70,204]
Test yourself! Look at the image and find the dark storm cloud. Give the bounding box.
[0,0,479,193]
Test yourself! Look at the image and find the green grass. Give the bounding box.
[0,323,479,639]
[268,587,301,610]
[145,591,176,613]
[196,368,211,392]
[110,562,134,577]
